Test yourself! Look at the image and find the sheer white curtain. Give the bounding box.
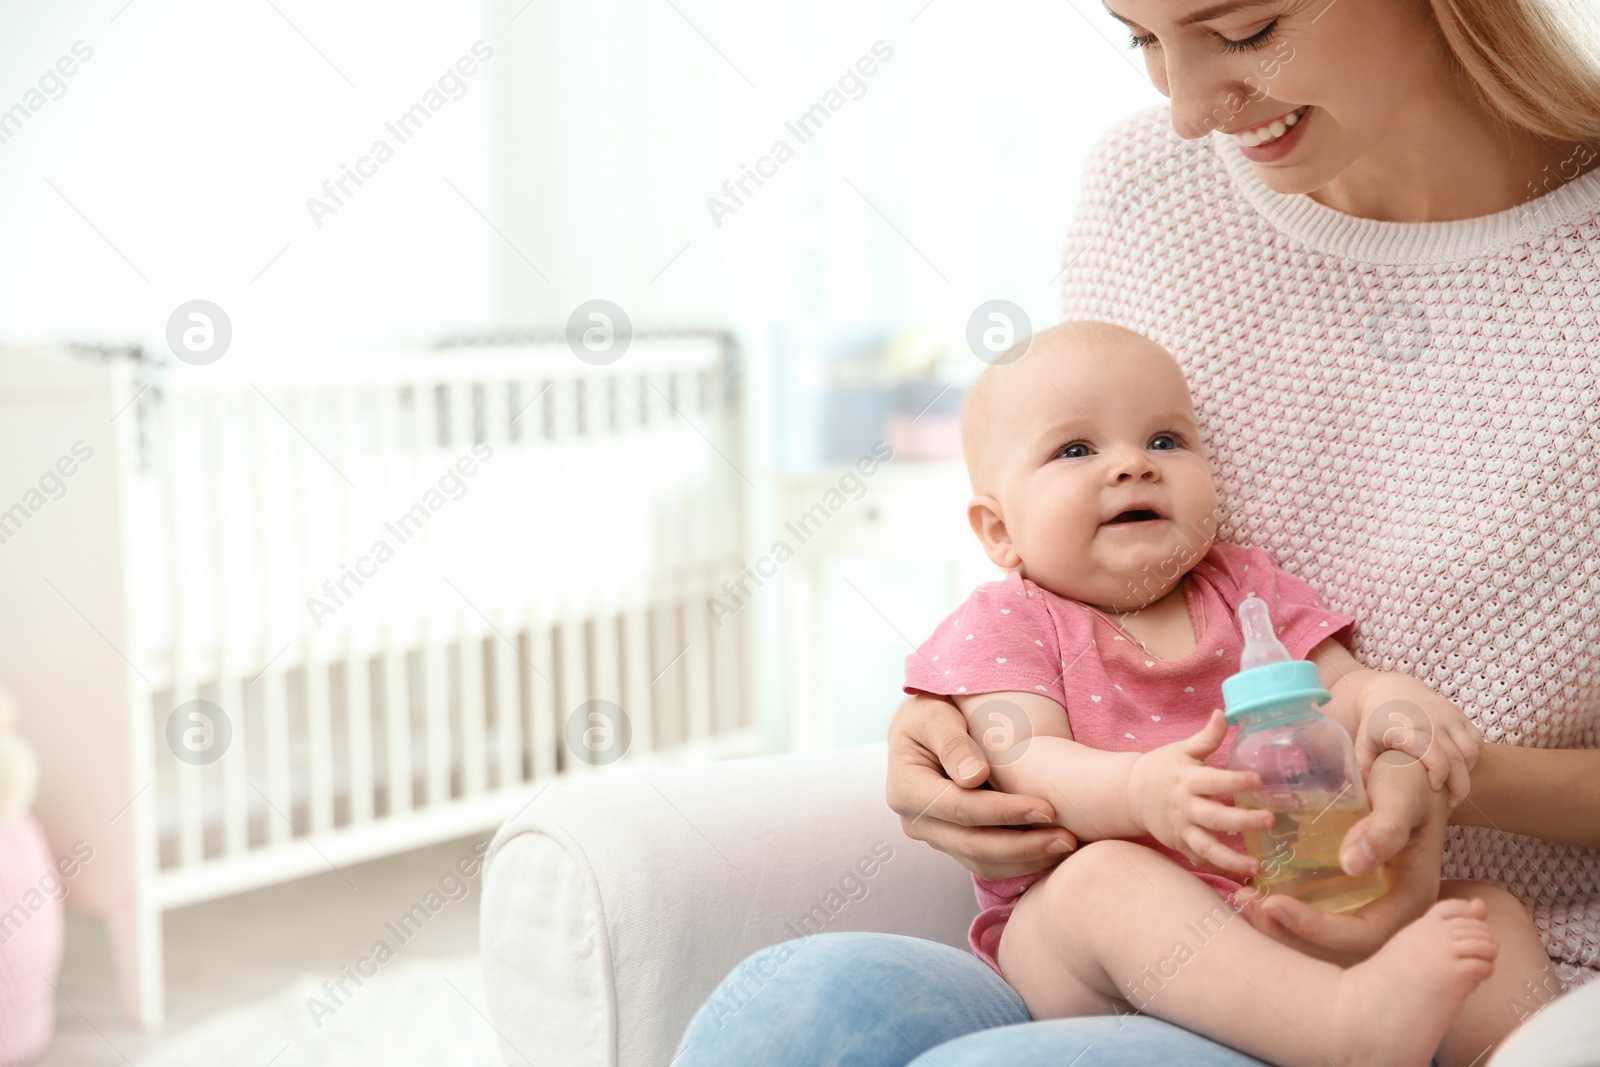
[710,0,1164,360]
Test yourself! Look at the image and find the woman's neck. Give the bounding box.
[1309,78,1598,223]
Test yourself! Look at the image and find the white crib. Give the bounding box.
[0,334,755,1027]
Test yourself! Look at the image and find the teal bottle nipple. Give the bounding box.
[1222,596,1331,723]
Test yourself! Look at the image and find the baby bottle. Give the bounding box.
[1221,596,1388,913]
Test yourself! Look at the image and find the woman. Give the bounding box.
[678,0,1600,1062]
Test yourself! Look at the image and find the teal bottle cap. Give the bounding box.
[1222,660,1330,723]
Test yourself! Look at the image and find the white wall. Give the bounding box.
[0,0,498,353]
[0,0,1163,357]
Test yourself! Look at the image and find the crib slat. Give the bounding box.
[220,672,249,856]
[527,626,557,780]
[415,384,451,806]
[383,650,412,817]
[704,360,745,738]
[460,638,486,796]
[651,599,685,750]
[591,612,623,762]
[305,658,334,834]
[212,392,252,858]
[313,386,363,832]
[710,598,742,737]
[423,643,450,804]
[346,653,375,824]
[298,390,335,836]
[262,666,293,844]
[621,607,654,757]
[453,382,488,797]
[558,619,589,773]
[681,592,714,745]
[174,686,205,867]
[371,383,410,819]
[161,392,205,868]
[491,632,522,790]
[674,368,717,746]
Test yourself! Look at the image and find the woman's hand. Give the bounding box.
[1235,750,1448,965]
[886,693,1077,881]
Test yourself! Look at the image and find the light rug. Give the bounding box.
[134,955,514,1067]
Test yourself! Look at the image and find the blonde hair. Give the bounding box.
[1430,0,1600,143]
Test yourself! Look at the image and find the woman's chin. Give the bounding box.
[1248,161,1333,198]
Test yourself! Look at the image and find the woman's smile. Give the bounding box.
[1227,105,1309,148]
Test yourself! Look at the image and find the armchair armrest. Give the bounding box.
[479,743,977,1067]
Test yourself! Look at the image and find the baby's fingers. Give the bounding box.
[1182,827,1259,878]
[1190,798,1275,836]
[1175,708,1231,761]
[1416,740,1451,792]
[1453,719,1484,768]
[1374,725,1446,789]
[1187,767,1263,798]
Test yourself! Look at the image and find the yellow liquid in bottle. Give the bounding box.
[1237,793,1388,914]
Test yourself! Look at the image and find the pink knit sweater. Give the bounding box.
[1059,106,1600,984]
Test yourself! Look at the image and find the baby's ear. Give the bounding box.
[966,496,1021,570]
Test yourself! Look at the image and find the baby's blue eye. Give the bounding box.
[1059,442,1092,459]
[1150,434,1178,451]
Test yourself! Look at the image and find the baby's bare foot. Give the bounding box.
[1332,899,1498,1067]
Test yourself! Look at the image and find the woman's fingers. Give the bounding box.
[903,821,1076,881]
[885,694,1077,876]
[1444,746,1472,805]
[1256,894,1371,952]
[1270,759,1449,959]
[1337,807,1411,876]
[1355,741,1378,779]
[887,696,1004,819]
[895,693,992,785]
[906,771,1059,830]
[1347,765,1432,874]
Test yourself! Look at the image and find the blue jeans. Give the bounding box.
[674,932,1273,1066]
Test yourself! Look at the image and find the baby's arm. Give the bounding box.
[952,690,1270,878]
[1307,639,1483,803]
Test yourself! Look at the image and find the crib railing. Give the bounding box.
[0,333,754,1026]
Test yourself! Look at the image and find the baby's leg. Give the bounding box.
[1435,880,1565,1067]
[998,839,1497,1067]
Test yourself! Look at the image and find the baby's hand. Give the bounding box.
[1355,673,1482,805]
[1128,709,1273,879]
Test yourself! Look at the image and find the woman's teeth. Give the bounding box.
[1232,106,1308,148]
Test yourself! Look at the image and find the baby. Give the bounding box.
[903,321,1554,1067]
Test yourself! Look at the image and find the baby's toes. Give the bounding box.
[1454,949,1496,985]
[1454,927,1498,957]
[1433,897,1489,922]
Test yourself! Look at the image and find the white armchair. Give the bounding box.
[478,744,1599,1067]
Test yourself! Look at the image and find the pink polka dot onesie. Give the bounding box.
[904,541,1355,975]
